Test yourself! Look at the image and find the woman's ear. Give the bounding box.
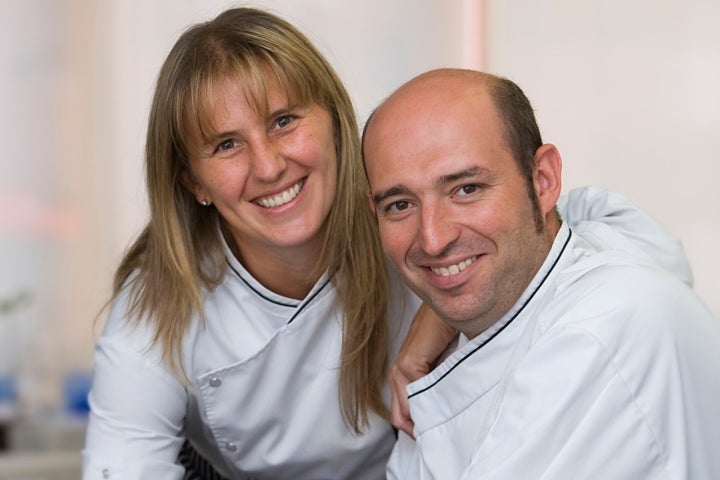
[180,169,206,204]
[533,143,562,215]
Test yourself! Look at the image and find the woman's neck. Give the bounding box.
[224,228,325,300]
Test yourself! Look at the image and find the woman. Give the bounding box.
[82,7,422,479]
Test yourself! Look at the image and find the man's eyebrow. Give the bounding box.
[372,185,408,205]
[372,167,493,205]
[437,166,490,186]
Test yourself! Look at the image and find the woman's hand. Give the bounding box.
[389,303,457,437]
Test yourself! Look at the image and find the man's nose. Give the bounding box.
[418,202,460,257]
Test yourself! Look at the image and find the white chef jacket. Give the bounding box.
[82,236,421,480]
[387,210,720,478]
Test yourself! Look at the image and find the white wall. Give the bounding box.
[0,0,98,411]
[484,0,719,316]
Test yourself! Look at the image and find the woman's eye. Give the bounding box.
[275,115,294,129]
[216,139,237,153]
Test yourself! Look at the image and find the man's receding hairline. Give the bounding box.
[366,69,492,124]
[362,69,503,160]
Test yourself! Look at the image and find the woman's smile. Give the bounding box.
[254,178,305,208]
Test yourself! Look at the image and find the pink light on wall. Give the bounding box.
[0,191,81,238]
[462,0,484,70]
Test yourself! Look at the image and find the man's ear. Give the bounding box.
[533,143,562,215]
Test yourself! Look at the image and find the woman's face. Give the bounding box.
[185,74,338,269]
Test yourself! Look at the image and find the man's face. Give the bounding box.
[364,77,554,338]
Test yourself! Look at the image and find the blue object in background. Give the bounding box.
[63,371,92,416]
[0,375,16,405]
[0,374,16,450]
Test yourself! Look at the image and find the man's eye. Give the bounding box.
[457,184,480,196]
[388,200,410,213]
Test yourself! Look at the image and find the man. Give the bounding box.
[362,69,720,479]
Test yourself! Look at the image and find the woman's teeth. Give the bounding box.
[256,180,303,208]
[431,256,477,276]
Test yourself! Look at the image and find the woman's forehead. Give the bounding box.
[181,68,315,152]
[199,66,310,120]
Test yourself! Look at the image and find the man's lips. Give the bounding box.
[429,255,478,277]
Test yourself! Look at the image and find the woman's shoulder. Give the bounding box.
[100,282,164,357]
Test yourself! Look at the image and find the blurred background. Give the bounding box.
[1,0,718,477]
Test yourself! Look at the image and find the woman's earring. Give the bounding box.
[200,200,209,206]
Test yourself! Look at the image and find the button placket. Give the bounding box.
[206,374,240,462]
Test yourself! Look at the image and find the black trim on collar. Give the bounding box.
[287,276,332,325]
[226,259,298,308]
[409,228,573,399]
[226,259,333,324]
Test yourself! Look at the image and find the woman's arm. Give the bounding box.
[558,186,693,285]
[82,293,188,479]
[390,186,694,438]
[389,303,456,436]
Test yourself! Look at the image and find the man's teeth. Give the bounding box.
[256,181,303,208]
[431,256,477,277]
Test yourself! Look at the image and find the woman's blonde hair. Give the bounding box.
[112,7,390,433]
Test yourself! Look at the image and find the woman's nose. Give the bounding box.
[250,139,286,181]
